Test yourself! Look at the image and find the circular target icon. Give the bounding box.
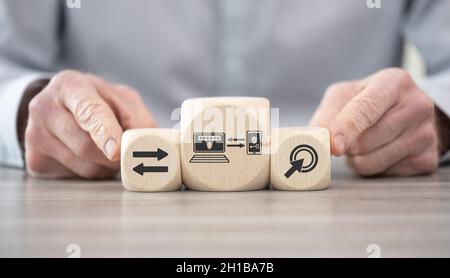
[284,144,318,178]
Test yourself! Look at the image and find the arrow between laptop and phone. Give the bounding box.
[227,143,245,148]
[227,137,245,142]
[132,148,169,175]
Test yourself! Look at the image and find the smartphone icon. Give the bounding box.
[247,131,262,155]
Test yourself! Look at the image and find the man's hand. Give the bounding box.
[24,70,156,179]
[310,68,441,176]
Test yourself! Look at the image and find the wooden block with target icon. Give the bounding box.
[270,128,331,191]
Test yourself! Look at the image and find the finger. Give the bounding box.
[111,85,157,129]
[86,74,157,129]
[25,150,76,179]
[50,71,123,161]
[45,105,119,168]
[309,81,362,127]
[25,114,77,179]
[25,122,78,178]
[42,136,118,179]
[31,124,118,179]
[346,126,431,176]
[346,100,424,155]
[329,79,401,156]
[382,151,439,176]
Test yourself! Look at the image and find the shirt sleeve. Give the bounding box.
[403,0,450,159]
[403,0,450,114]
[0,0,60,167]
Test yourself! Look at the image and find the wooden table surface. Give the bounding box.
[1,158,449,258]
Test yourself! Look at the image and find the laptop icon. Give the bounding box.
[190,132,229,163]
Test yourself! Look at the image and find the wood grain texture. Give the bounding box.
[1,160,450,257]
[121,128,181,192]
[180,97,270,191]
[271,128,330,190]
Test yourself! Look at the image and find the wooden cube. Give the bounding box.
[271,128,330,191]
[121,128,182,192]
[180,97,270,191]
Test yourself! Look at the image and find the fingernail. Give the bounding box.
[105,139,117,159]
[334,135,347,155]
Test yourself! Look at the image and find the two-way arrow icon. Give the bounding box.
[132,148,168,175]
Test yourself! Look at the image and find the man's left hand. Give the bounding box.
[310,68,441,176]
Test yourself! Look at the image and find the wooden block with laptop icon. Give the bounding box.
[179,97,271,191]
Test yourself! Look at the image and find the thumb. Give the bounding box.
[328,83,398,156]
[310,81,364,128]
[55,74,123,161]
[86,75,158,129]
[110,85,158,129]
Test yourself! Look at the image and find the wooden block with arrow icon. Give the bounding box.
[121,128,182,192]
[180,97,271,191]
[270,127,331,191]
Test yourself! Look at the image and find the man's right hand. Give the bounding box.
[24,70,156,179]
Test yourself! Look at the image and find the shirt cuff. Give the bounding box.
[441,152,450,164]
[0,73,50,168]
[417,77,450,117]
[417,78,450,163]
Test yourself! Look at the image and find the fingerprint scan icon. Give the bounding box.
[284,144,318,178]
